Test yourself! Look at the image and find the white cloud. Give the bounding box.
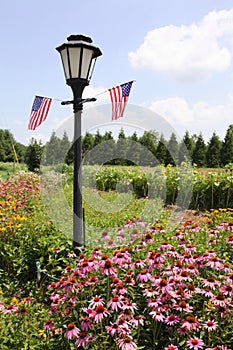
[150,94,233,140]
[129,8,233,81]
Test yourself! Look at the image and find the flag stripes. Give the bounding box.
[28,96,52,130]
[109,81,133,120]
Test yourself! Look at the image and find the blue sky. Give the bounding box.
[1,0,233,144]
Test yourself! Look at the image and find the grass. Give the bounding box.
[0,162,27,180]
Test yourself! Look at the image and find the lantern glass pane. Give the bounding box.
[68,47,81,78]
[60,48,70,79]
[81,48,93,79]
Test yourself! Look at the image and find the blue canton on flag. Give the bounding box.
[109,81,134,120]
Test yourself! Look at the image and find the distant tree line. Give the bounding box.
[0,125,233,172]
[0,129,26,163]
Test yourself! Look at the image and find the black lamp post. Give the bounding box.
[56,34,102,253]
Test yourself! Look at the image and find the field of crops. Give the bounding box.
[0,168,233,349]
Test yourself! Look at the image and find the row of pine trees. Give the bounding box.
[25,124,233,171]
[0,125,232,171]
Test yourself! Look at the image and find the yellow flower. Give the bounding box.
[38,330,46,339]
[14,224,21,228]
[11,297,19,304]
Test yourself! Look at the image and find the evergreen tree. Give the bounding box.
[206,132,222,168]
[60,131,71,164]
[25,138,44,172]
[192,133,206,167]
[45,131,61,165]
[82,132,94,157]
[220,124,233,166]
[155,134,167,165]
[139,130,158,166]
[93,130,103,146]
[0,129,26,163]
[178,131,193,164]
[165,132,179,166]
[129,131,138,142]
[115,128,127,165]
[0,130,6,161]
[2,130,15,162]
[102,131,115,165]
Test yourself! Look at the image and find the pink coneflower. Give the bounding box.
[124,276,135,286]
[134,259,145,269]
[199,287,214,298]
[165,345,179,350]
[113,252,127,266]
[88,275,99,285]
[147,297,160,309]
[93,305,110,323]
[203,319,218,331]
[149,310,165,322]
[117,334,137,350]
[175,301,193,313]
[101,259,117,277]
[64,323,79,340]
[143,287,156,298]
[106,322,120,336]
[53,248,60,253]
[108,239,116,248]
[180,252,194,264]
[165,314,180,326]
[219,284,233,296]
[182,315,200,331]
[177,270,192,282]
[152,251,166,263]
[186,338,204,350]
[130,315,145,327]
[82,307,95,319]
[116,317,131,333]
[107,296,124,311]
[75,331,95,348]
[122,301,138,312]
[113,283,129,295]
[184,245,196,253]
[221,263,233,273]
[3,305,18,314]
[137,269,152,282]
[201,276,220,289]
[159,241,173,251]
[206,256,222,270]
[88,295,104,308]
[43,319,55,330]
[68,251,76,258]
[144,232,154,244]
[99,229,110,240]
[154,278,173,293]
[170,287,190,300]
[80,316,93,331]
[211,293,227,307]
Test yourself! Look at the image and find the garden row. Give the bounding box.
[74,164,233,210]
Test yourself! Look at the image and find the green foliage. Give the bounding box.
[206,132,222,168]
[25,138,44,172]
[192,133,206,167]
[221,124,233,166]
[79,164,233,210]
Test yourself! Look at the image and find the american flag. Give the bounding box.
[109,81,134,120]
[28,96,52,130]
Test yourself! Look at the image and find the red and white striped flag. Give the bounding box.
[28,96,52,130]
[109,81,134,120]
